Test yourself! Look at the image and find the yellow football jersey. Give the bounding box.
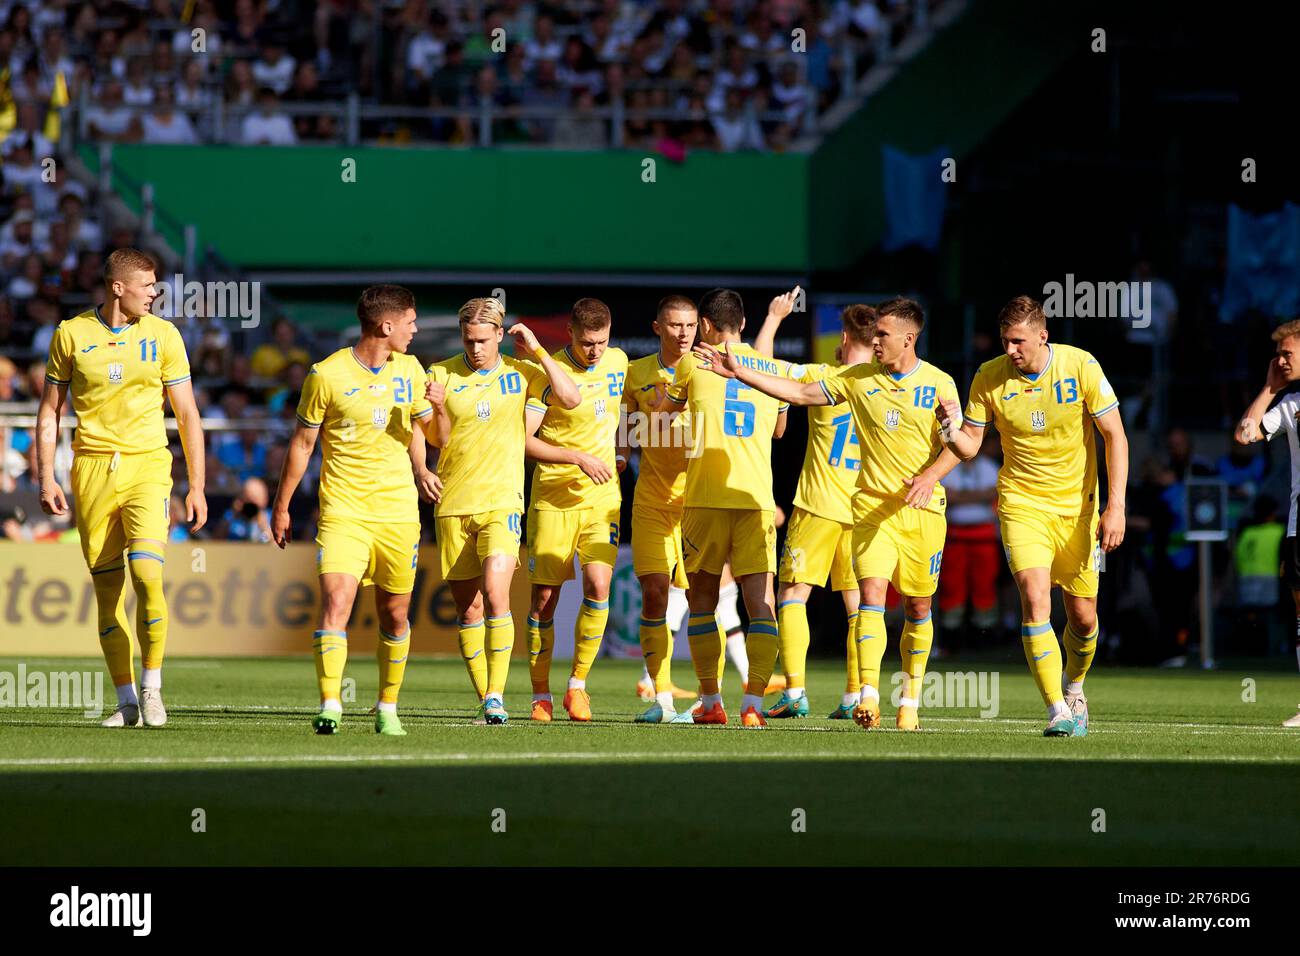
[964,343,1118,516]
[45,307,191,455]
[427,352,548,516]
[790,363,859,525]
[527,346,629,511]
[622,352,690,511]
[819,359,958,512]
[296,347,433,523]
[667,342,789,511]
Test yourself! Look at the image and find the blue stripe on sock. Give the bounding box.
[749,622,779,636]
[91,564,124,575]
[859,604,885,613]
[906,613,932,624]
[313,629,347,637]
[639,616,666,626]
[777,599,804,608]
[1021,621,1053,637]
[487,615,512,625]
[127,551,164,563]
[687,623,717,636]
[582,597,610,610]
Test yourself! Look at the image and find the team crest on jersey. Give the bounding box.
[1031,410,1047,431]
[884,408,901,430]
[372,407,387,427]
[476,399,491,421]
[107,362,124,383]
[594,398,606,420]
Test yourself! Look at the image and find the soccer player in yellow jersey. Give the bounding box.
[753,303,877,721]
[619,295,700,722]
[700,298,960,731]
[519,299,629,722]
[659,288,790,728]
[272,285,441,735]
[936,295,1128,736]
[422,297,581,725]
[36,248,207,729]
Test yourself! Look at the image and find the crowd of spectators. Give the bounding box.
[1,0,933,151]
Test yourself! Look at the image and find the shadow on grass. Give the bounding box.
[2,759,1294,866]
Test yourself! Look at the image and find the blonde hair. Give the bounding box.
[1271,319,1300,343]
[458,297,506,328]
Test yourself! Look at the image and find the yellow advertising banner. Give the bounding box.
[0,542,533,657]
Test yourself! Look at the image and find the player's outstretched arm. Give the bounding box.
[509,323,581,409]
[166,380,208,532]
[936,397,982,460]
[1235,358,1289,444]
[1093,409,1128,552]
[271,423,319,548]
[773,405,788,439]
[753,285,803,358]
[693,342,828,406]
[35,380,69,517]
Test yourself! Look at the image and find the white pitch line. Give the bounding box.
[0,749,1297,769]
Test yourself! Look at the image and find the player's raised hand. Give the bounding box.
[506,323,541,355]
[272,508,292,549]
[903,473,936,510]
[574,452,613,485]
[426,379,446,409]
[766,285,802,324]
[415,469,443,504]
[693,342,739,377]
[935,397,963,443]
[1098,505,1126,552]
[186,487,208,533]
[38,477,68,517]
[1266,357,1290,393]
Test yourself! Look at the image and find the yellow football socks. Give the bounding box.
[777,599,810,690]
[458,619,488,700]
[639,615,672,691]
[127,545,167,671]
[744,616,780,696]
[687,612,723,695]
[91,563,134,690]
[856,604,888,692]
[485,613,513,697]
[845,610,860,694]
[899,610,934,702]
[1063,621,1099,686]
[527,616,554,694]
[312,628,348,706]
[571,597,609,682]
[377,625,409,706]
[1022,620,1064,707]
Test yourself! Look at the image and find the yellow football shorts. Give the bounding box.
[630,502,688,589]
[436,510,522,582]
[681,506,777,578]
[780,506,856,592]
[526,503,621,585]
[998,504,1101,598]
[71,447,173,571]
[851,492,947,597]
[317,515,422,594]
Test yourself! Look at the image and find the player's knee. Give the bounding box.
[641,580,669,617]
[905,596,932,619]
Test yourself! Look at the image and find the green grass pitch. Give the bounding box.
[1,655,1296,866]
